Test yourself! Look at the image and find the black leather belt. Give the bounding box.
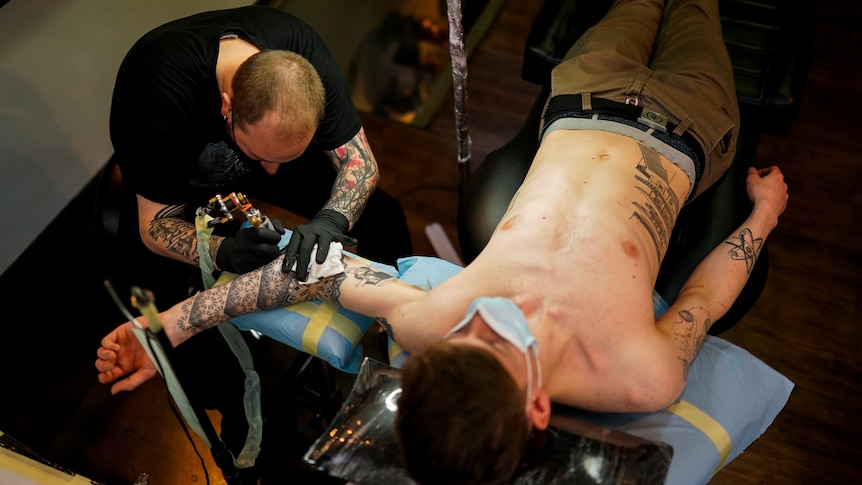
[543,93,704,165]
[545,94,678,133]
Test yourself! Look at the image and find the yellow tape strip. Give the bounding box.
[667,400,732,474]
[290,302,319,319]
[301,302,335,354]
[299,301,364,355]
[326,308,364,344]
[293,301,362,339]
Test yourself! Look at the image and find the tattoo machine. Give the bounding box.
[199,192,275,230]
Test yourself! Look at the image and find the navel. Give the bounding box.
[596,150,611,161]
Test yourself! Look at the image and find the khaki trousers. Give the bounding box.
[547,0,739,198]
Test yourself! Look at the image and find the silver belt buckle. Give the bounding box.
[638,108,669,133]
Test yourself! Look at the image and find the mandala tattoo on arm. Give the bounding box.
[173,255,351,334]
[171,250,401,341]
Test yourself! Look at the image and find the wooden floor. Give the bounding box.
[0,0,859,484]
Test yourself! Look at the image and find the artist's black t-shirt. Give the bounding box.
[109,5,361,206]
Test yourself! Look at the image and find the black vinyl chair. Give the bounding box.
[457,0,815,334]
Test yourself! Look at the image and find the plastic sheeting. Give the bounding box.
[304,358,672,484]
[304,358,408,483]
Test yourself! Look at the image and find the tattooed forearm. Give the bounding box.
[148,217,199,262]
[671,306,712,381]
[724,227,763,274]
[325,130,379,224]
[177,290,225,335]
[255,259,349,308]
[167,246,412,347]
[173,255,351,335]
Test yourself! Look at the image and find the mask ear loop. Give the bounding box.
[532,345,542,394]
[524,344,542,417]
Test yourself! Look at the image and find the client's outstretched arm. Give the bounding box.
[163,256,342,347]
[656,166,788,385]
[96,252,426,393]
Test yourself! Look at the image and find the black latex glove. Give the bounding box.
[282,209,358,281]
[216,219,285,274]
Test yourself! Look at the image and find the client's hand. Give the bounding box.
[746,166,789,230]
[95,321,157,394]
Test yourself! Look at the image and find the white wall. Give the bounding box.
[0,0,251,275]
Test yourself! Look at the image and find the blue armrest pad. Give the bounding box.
[559,338,793,484]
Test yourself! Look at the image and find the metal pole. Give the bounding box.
[446,0,472,193]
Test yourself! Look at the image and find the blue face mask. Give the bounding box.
[446,297,542,409]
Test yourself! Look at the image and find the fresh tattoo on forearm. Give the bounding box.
[173,255,349,334]
[671,306,712,381]
[630,143,681,260]
[724,227,762,273]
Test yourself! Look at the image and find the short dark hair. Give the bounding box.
[396,340,531,485]
[232,50,324,137]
